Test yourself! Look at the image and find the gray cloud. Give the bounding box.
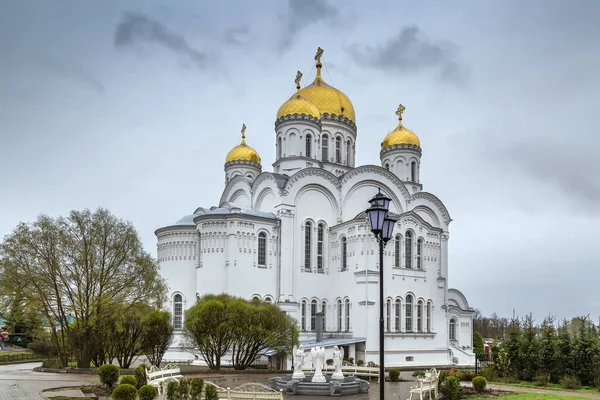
[279,0,338,51]
[347,26,467,85]
[40,57,105,94]
[114,12,208,69]
[223,26,251,46]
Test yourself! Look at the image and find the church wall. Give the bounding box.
[319,120,356,167]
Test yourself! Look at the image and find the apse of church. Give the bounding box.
[156,48,475,367]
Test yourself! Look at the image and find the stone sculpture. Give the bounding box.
[292,345,306,379]
[331,345,345,379]
[311,346,326,383]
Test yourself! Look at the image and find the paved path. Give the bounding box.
[0,362,98,399]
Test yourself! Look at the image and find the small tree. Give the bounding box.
[142,310,174,367]
[473,331,485,355]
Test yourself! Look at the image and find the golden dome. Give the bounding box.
[381,104,421,149]
[225,124,261,165]
[277,94,321,120]
[278,48,355,124]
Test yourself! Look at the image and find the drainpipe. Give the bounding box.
[276,219,282,301]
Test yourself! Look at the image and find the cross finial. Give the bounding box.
[396,104,406,121]
[314,47,324,63]
[295,71,303,90]
[241,123,246,140]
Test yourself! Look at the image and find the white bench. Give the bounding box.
[409,368,440,400]
[145,364,184,396]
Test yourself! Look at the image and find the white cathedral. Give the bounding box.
[155,49,475,368]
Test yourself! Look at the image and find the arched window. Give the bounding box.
[173,294,183,329]
[335,136,342,163]
[385,163,390,170]
[277,137,282,159]
[337,299,343,331]
[341,236,348,271]
[306,134,312,158]
[405,294,413,332]
[394,298,402,331]
[321,135,329,161]
[304,221,312,271]
[394,234,401,268]
[346,139,351,165]
[386,299,392,332]
[264,296,272,304]
[411,161,416,182]
[321,300,327,331]
[301,300,307,331]
[317,223,324,273]
[310,299,317,331]
[251,295,261,302]
[344,299,350,332]
[405,231,413,269]
[258,232,267,266]
[427,301,432,332]
[449,318,457,341]
[416,239,423,269]
[417,300,424,332]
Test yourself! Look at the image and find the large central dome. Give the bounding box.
[296,74,355,123]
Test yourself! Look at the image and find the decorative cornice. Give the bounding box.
[321,113,357,131]
[224,160,262,170]
[155,224,197,236]
[410,192,452,225]
[380,144,422,157]
[219,176,252,206]
[275,114,321,128]
[341,165,411,201]
[284,167,342,192]
[251,172,279,193]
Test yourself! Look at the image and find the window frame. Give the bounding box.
[317,223,324,273]
[321,134,329,161]
[341,236,348,271]
[258,232,267,267]
[335,136,342,163]
[310,299,317,331]
[304,221,312,271]
[173,294,183,330]
[306,134,312,158]
[405,231,413,269]
[405,294,413,332]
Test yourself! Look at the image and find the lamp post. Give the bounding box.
[366,189,396,400]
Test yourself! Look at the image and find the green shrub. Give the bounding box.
[41,359,61,368]
[413,370,425,377]
[98,364,120,389]
[461,371,476,381]
[135,364,147,389]
[120,375,137,387]
[112,383,137,400]
[179,378,189,398]
[389,368,400,382]
[356,359,364,366]
[480,366,498,382]
[138,384,157,400]
[344,357,354,364]
[472,376,487,393]
[444,376,460,400]
[534,372,550,387]
[189,378,204,400]
[504,375,519,384]
[27,341,58,356]
[560,375,581,390]
[204,384,219,400]
[166,380,180,400]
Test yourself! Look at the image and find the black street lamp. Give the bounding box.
[366,189,396,400]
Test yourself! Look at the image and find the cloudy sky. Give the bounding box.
[1,0,599,323]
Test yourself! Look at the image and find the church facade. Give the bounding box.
[155,49,475,368]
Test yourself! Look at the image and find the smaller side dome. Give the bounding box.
[381,104,421,149]
[276,70,321,121]
[226,124,261,165]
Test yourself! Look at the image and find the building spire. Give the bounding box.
[314,47,324,81]
[395,104,406,128]
[241,123,246,143]
[295,71,303,91]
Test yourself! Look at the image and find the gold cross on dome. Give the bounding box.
[295,71,302,89]
[241,123,246,139]
[314,47,324,63]
[396,104,406,120]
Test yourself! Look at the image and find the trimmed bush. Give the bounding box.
[98,364,120,389]
[166,380,180,400]
[179,378,189,398]
[189,378,204,400]
[120,375,137,387]
[205,384,219,400]
[41,359,61,368]
[444,376,460,400]
[534,372,550,387]
[413,370,425,377]
[112,383,137,400]
[139,384,157,400]
[135,364,147,389]
[389,368,400,382]
[461,371,476,381]
[472,376,487,393]
[356,359,364,366]
[560,375,581,390]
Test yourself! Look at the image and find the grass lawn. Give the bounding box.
[489,380,599,394]
[470,394,593,400]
